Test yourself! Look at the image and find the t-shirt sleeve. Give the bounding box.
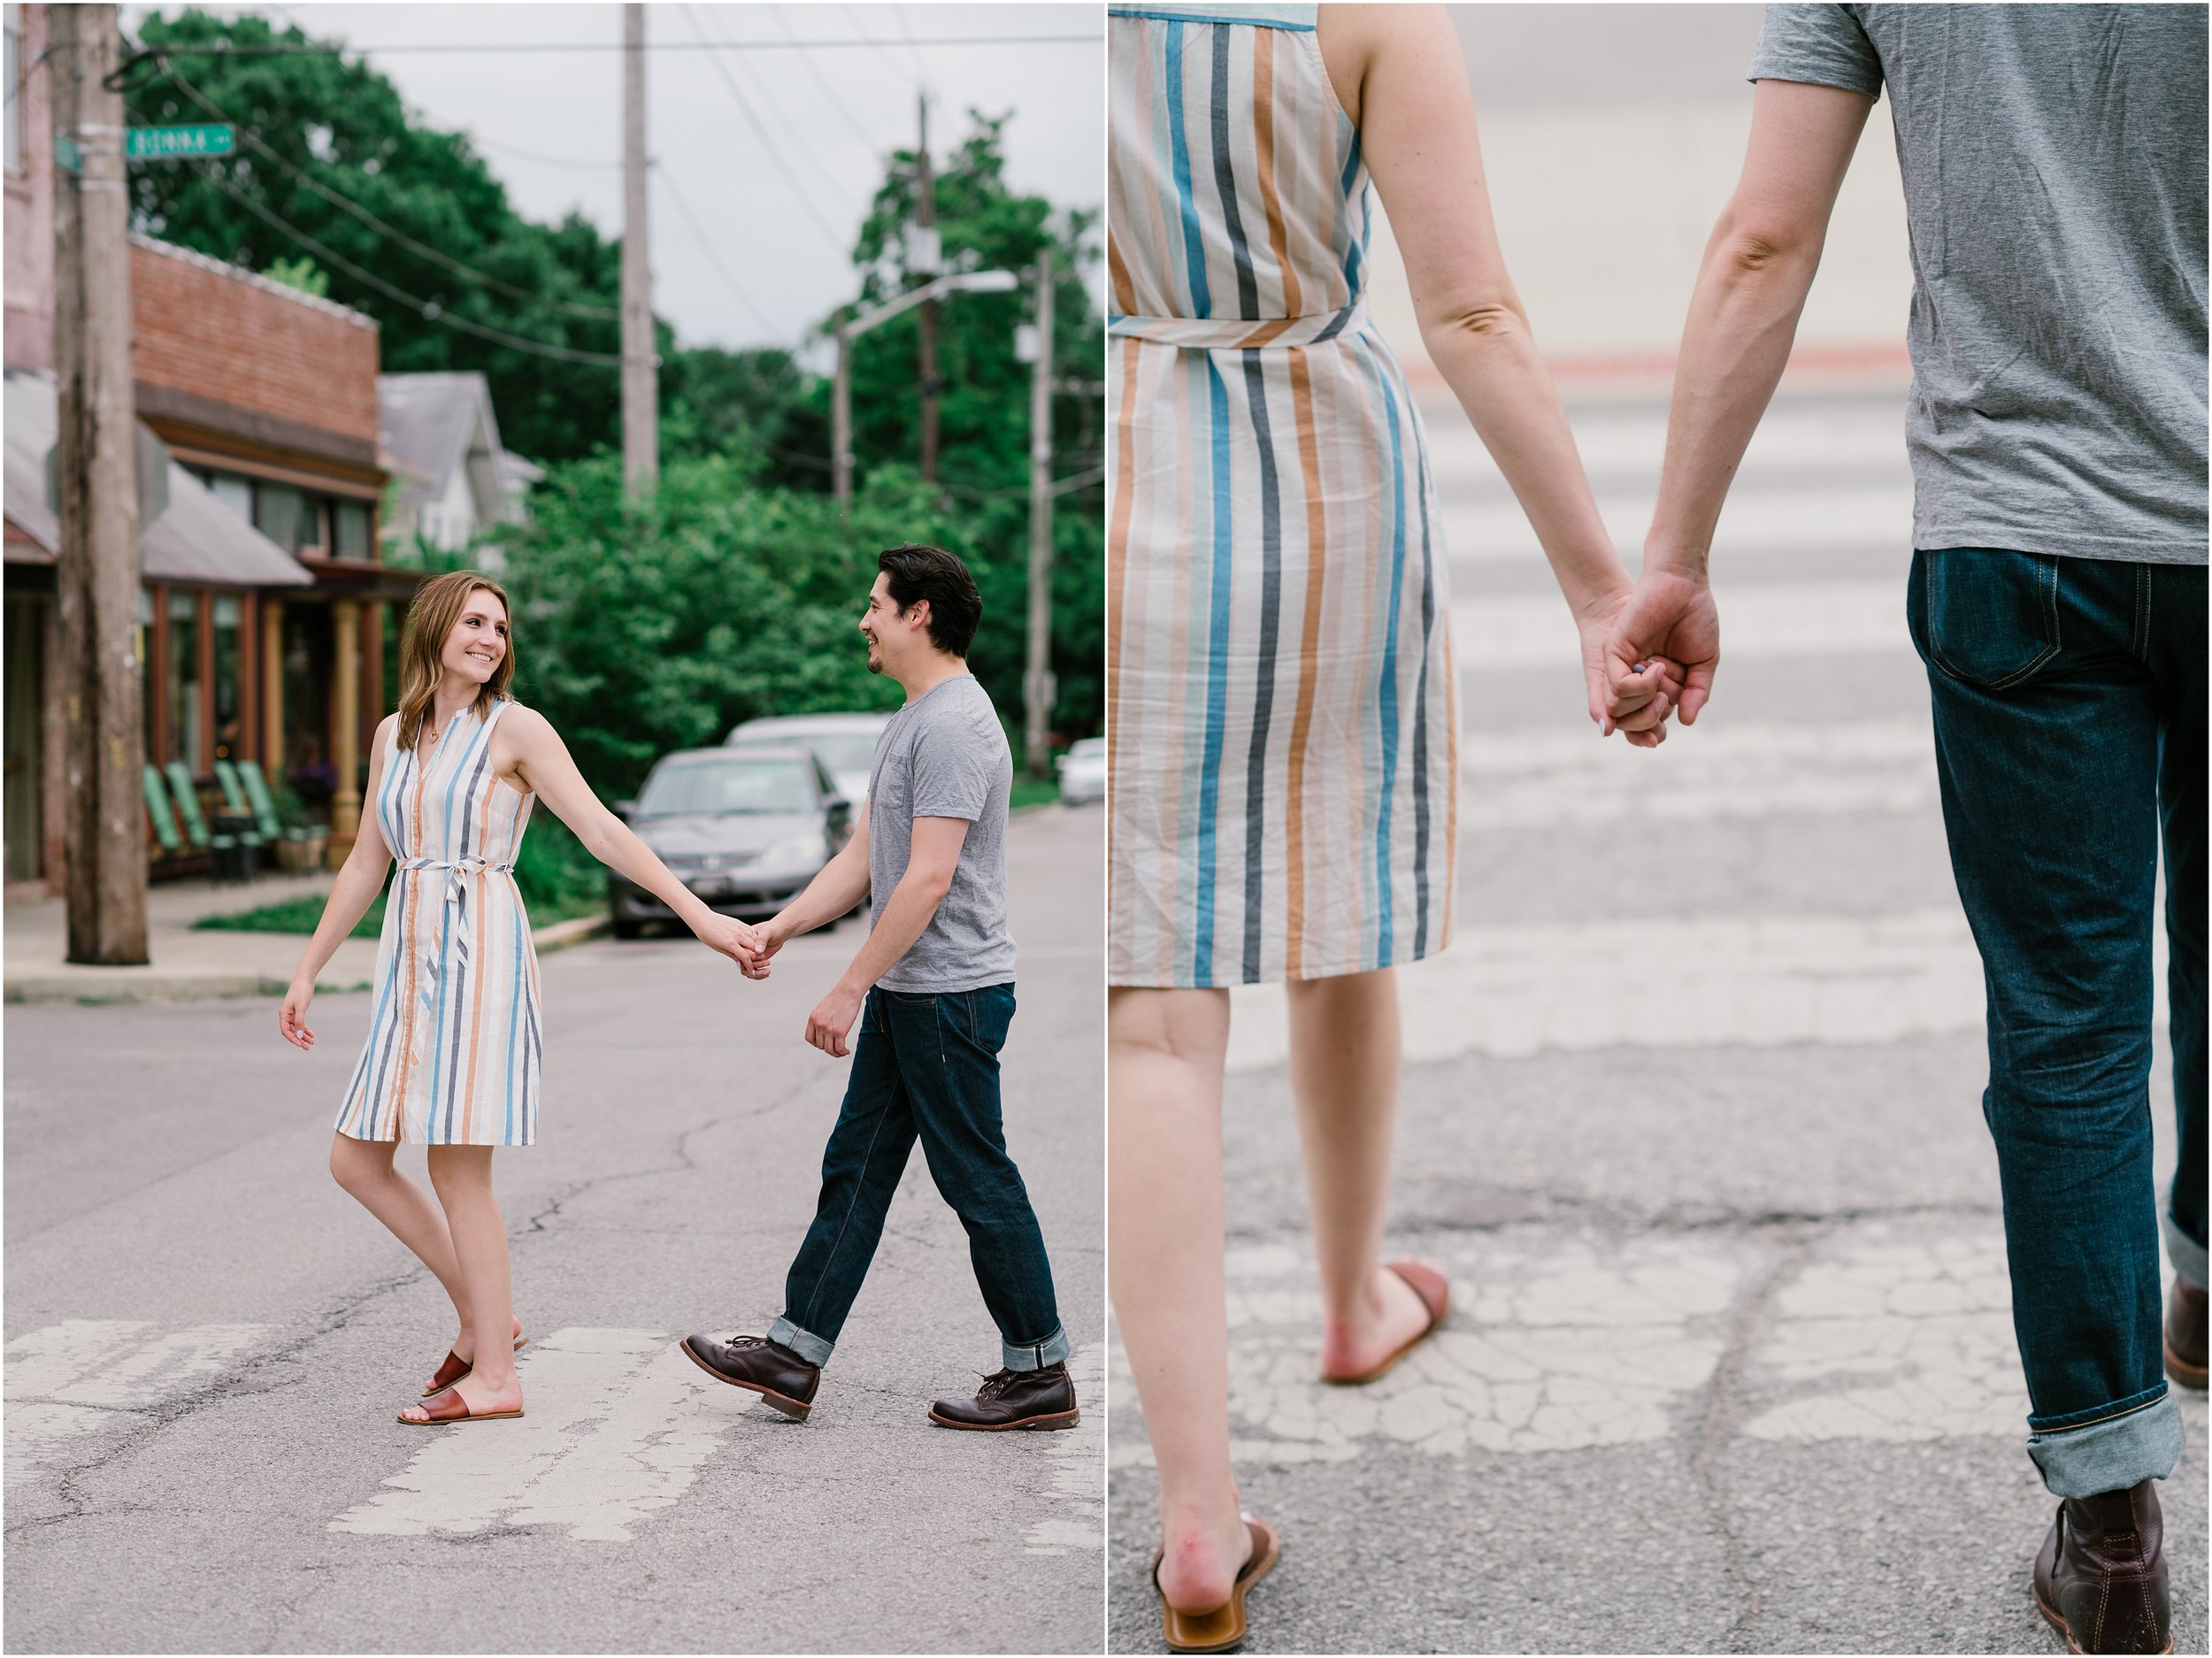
[907,712,994,823]
[1747,4,1884,98]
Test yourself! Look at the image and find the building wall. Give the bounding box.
[131,239,380,448]
[3,2,53,372]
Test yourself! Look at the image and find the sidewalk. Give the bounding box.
[3,874,606,1004]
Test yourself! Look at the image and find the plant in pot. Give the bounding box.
[272,781,329,871]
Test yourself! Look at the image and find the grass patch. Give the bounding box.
[193,815,607,937]
[1010,776,1064,813]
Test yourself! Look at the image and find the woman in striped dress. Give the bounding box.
[280,571,757,1424]
[1107,4,1676,1640]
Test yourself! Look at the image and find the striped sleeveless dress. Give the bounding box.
[1108,1,1457,988]
[334,697,542,1146]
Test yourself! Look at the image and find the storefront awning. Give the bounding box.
[4,371,312,588]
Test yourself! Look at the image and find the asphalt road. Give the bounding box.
[1104,385,2208,1654]
[6,804,1104,1655]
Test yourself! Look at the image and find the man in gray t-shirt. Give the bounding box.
[1601,10,2204,1648]
[679,544,1074,1435]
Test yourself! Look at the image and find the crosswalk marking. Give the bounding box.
[1461,718,1936,826]
[1109,1223,2115,1471]
[1452,580,1909,671]
[1225,909,1987,1072]
[1426,400,1911,482]
[6,1319,277,1483]
[1437,485,1913,565]
[330,1327,752,1542]
[1025,1340,1108,1556]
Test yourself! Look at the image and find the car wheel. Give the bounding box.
[611,915,645,940]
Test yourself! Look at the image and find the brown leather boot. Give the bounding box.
[2032,1478,2171,1654]
[928,1362,1079,1431]
[2163,1278,2206,1389]
[680,1333,820,1420]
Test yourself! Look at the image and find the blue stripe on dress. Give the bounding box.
[1193,350,1234,986]
[1165,22,1212,321]
[1372,366,1409,967]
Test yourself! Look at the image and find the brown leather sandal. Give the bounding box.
[421,1322,527,1397]
[1319,1258,1450,1386]
[398,1386,524,1426]
[1151,1516,1279,1654]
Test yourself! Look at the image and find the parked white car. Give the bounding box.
[725,711,891,807]
[1056,736,1106,806]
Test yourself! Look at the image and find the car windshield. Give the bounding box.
[637,758,815,817]
[734,730,879,772]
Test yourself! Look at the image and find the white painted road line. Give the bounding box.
[1453,580,1909,671]
[6,1320,278,1483]
[1109,1223,2072,1471]
[1225,909,1988,1072]
[1026,1340,1109,1556]
[331,1326,755,1542]
[1425,403,1911,483]
[1461,718,1936,827]
[1438,486,1914,564]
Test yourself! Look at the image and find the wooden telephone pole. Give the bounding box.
[915,92,939,483]
[1021,250,1056,782]
[621,1,657,490]
[51,3,148,964]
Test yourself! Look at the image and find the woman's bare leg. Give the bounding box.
[399,1146,520,1418]
[328,1133,474,1347]
[1110,986,1253,1613]
[1286,970,1432,1378]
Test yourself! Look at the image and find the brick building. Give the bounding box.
[3,2,419,885]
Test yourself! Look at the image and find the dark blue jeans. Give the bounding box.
[770,983,1068,1372]
[1909,549,2205,1497]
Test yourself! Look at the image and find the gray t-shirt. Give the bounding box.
[1751,4,2208,564]
[866,673,1016,994]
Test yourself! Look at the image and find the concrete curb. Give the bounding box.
[4,913,614,1006]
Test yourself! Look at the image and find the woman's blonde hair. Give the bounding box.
[396,570,516,749]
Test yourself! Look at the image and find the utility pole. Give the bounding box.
[620,1,657,490]
[1021,249,1056,782]
[832,319,853,508]
[51,3,148,963]
[914,92,939,483]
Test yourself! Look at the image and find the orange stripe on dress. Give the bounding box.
[1282,345,1326,979]
[1106,333,1141,963]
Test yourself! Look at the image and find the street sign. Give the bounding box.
[124,124,234,161]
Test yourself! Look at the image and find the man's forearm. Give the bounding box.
[768,841,872,945]
[832,870,949,995]
[1646,224,1823,575]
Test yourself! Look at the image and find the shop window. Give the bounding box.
[166,589,202,772]
[252,482,303,552]
[208,472,253,526]
[212,595,242,761]
[334,499,371,560]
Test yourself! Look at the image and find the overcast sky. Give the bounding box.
[122,4,1104,360]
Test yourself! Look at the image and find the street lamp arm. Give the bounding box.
[841,270,1019,341]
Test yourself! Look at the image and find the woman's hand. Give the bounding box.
[694,912,764,972]
[1573,587,1684,748]
[280,975,316,1050]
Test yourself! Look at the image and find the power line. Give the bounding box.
[204,171,627,366]
[470,132,623,172]
[691,5,860,219]
[157,58,622,320]
[679,4,850,260]
[653,164,789,347]
[119,34,1099,58]
[771,4,881,156]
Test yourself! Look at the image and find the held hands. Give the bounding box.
[1573,587,1685,748]
[695,913,768,974]
[1596,564,1720,742]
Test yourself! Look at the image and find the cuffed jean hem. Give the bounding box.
[1002,1325,1071,1372]
[2027,1393,2185,1497]
[2165,1199,2208,1288]
[767,1316,833,1369]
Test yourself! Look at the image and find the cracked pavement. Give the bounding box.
[1105,387,2208,1654]
[5,806,1104,1654]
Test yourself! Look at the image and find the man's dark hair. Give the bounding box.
[877,543,982,657]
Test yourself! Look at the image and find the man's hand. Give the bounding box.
[1604,565,1720,733]
[805,980,865,1058]
[734,915,794,980]
[1572,587,1685,748]
[694,912,763,971]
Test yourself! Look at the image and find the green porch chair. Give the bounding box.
[142,764,182,856]
[235,758,284,841]
[212,759,267,854]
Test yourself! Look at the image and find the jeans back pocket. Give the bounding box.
[1911,548,2062,690]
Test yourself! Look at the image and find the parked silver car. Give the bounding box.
[1056,736,1106,806]
[725,711,891,807]
[610,747,853,938]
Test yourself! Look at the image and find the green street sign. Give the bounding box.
[125,124,234,161]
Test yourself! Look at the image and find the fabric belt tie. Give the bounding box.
[1108,300,1367,350]
[401,856,516,910]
